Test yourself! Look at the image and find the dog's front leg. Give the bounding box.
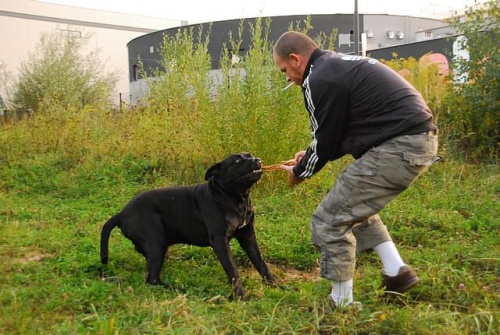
[210,236,245,299]
[235,226,275,284]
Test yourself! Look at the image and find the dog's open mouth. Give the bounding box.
[238,164,263,180]
[253,161,263,174]
[244,168,263,177]
[235,159,263,180]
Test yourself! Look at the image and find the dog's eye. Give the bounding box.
[235,159,241,163]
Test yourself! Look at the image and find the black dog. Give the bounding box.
[100,152,275,298]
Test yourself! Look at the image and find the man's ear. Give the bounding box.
[205,162,221,181]
[289,53,301,66]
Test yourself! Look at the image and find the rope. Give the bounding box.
[262,159,295,172]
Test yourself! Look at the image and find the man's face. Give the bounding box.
[273,52,304,86]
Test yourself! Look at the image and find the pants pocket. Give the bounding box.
[402,151,441,167]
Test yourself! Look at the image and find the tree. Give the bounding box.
[448,0,499,161]
[0,61,12,110]
[12,28,119,111]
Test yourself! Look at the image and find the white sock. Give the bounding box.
[373,241,405,276]
[330,279,353,307]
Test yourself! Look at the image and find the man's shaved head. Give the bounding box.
[273,31,318,60]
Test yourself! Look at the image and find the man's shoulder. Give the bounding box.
[309,52,351,82]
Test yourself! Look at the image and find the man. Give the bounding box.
[273,31,440,308]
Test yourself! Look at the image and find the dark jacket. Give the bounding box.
[293,49,437,178]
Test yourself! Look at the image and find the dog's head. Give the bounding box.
[205,152,263,193]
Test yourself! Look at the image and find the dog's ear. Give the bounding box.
[205,162,222,181]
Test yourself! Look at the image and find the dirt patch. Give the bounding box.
[241,263,320,283]
[270,263,320,283]
[13,250,52,264]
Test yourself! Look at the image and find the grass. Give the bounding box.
[1,20,498,334]
[0,150,498,334]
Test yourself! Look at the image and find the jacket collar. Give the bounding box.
[302,48,327,84]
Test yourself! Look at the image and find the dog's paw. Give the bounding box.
[264,275,277,285]
[146,278,167,286]
[228,292,247,301]
[229,287,247,301]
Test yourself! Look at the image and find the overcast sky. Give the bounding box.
[41,0,487,23]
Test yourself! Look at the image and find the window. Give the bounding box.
[59,29,81,39]
[338,33,352,47]
[132,64,138,81]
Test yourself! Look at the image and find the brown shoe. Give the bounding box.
[380,265,419,294]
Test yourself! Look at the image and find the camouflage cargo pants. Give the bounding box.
[310,131,439,282]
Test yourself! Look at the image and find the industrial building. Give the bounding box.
[1,1,464,107]
[127,13,460,104]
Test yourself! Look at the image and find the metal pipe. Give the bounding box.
[354,0,359,55]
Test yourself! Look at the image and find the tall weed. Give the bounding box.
[139,18,313,185]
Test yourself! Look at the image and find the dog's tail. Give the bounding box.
[100,214,121,264]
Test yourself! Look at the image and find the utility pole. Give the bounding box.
[354,0,359,55]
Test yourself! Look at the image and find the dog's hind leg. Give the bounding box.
[129,218,168,286]
[145,245,167,286]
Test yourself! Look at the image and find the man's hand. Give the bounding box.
[280,164,304,186]
[281,150,306,186]
[294,150,306,164]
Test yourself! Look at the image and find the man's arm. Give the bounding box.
[293,78,349,178]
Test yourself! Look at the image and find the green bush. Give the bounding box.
[445,0,500,162]
[137,18,312,186]
[12,28,119,111]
